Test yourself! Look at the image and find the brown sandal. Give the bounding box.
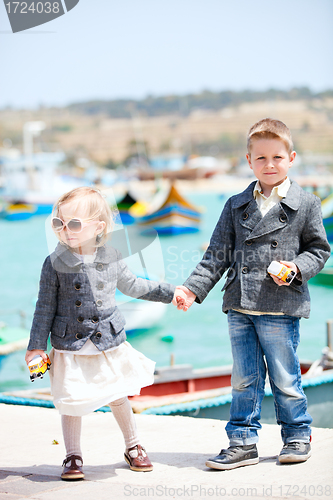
[61,455,85,480]
[124,444,153,472]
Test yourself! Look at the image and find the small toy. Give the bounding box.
[267,261,296,284]
[28,354,51,382]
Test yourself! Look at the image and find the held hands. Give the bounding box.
[172,287,187,308]
[25,349,48,365]
[172,286,197,311]
[270,261,299,287]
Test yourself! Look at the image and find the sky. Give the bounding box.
[0,0,333,109]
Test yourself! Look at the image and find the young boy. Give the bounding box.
[177,118,330,470]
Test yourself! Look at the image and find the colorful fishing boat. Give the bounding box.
[310,253,333,287]
[0,202,36,221]
[129,323,333,429]
[115,192,137,225]
[3,353,333,428]
[130,183,202,235]
[322,193,333,242]
[131,360,333,429]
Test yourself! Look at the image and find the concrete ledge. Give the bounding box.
[0,404,332,499]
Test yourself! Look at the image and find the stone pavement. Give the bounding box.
[0,404,332,500]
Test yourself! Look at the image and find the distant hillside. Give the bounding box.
[1,88,333,163]
[67,87,333,118]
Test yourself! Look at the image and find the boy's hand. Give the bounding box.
[25,349,48,365]
[173,286,197,311]
[270,261,299,287]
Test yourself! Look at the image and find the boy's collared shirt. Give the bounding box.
[253,176,290,217]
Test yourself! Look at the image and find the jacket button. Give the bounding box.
[77,316,84,323]
[246,240,252,246]
[242,213,249,220]
[96,264,103,271]
[279,215,287,223]
[74,283,81,290]
[97,282,104,290]
[95,332,102,339]
[271,241,278,248]
[242,266,249,274]
[75,333,83,339]
[96,300,103,307]
[92,316,99,323]
[75,300,82,307]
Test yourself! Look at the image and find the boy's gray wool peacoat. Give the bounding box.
[28,243,175,352]
[183,180,330,318]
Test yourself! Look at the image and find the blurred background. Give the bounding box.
[0,1,333,419]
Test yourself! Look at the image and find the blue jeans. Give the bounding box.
[226,310,312,446]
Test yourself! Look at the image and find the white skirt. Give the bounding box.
[48,341,155,417]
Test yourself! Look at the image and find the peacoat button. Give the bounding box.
[75,333,83,339]
[246,240,252,246]
[97,282,104,290]
[242,213,249,220]
[92,316,99,323]
[77,316,84,323]
[96,263,103,271]
[271,241,278,248]
[96,300,103,307]
[95,332,102,339]
[242,266,249,274]
[74,283,81,290]
[75,300,82,307]
[279,215,287,223]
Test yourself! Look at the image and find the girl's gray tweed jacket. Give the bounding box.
[28,243,175,352]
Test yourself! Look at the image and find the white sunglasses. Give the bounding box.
[51,217,99,234]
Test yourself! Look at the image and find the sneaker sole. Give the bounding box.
[124,454,153,472]
[278,451,311,464]
[205,457,259,470]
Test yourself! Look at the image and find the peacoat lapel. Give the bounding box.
[235,179,302,241]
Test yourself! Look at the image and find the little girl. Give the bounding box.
[25,186,185,480]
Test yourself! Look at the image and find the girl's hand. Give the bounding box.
[270,261,299,287]
[25,350,48,365]
[172,287,187,308]
[173,286,197,311]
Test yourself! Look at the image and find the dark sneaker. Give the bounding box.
[206,445,259,470]
[278,442,311,463]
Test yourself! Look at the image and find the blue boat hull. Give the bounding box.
[0,203,53,220]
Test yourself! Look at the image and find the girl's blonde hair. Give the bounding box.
[52,186,116,247]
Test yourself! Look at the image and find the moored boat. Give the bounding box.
[131,183,202,235]
[0,202,36,221]
[116,287,167,335]
[2,331,333,428]
[322,193,333,243]
[3,357,332,428]
[115,191,137,225]
[310,253,333,287]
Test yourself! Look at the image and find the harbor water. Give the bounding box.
[1,191,333,393]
